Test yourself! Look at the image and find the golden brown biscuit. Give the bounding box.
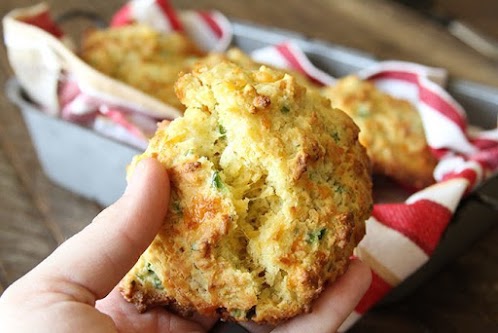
[120,63,373,324]
[80,24,204,110]
[322,76,437,189]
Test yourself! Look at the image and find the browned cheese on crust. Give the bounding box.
[120,63,373,324]
[322,76,437,189]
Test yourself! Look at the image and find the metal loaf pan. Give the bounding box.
[5,20,498,305]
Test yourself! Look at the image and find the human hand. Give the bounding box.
[0,158,371,333]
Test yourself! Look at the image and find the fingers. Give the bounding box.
[271,260,371,333]
[34,158,170,301]
[96,287,216,333]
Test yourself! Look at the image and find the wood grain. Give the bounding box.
[0,0,497,331]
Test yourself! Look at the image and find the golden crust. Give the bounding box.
[80,24,204,110]
[120,63,373,324]
[322,76,437,189]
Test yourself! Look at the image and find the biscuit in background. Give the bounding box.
[322,75,437,189]
[80,24,204,111]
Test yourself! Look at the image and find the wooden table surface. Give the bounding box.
[1,0,497,331]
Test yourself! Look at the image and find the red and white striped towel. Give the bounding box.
[13,1,498,331]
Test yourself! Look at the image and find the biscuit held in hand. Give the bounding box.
[120,62,373,324]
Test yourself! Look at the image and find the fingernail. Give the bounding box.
[125,158,149,194]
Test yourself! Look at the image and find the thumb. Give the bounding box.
[29,157,170,301]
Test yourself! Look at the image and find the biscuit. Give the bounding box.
[80,24,203,110]
[120,63,373,324]
[322,76,437,189]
